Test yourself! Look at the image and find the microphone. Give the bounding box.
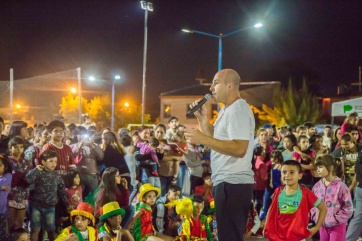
[186,94,212,117]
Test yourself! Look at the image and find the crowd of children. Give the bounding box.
[1,111,362,240]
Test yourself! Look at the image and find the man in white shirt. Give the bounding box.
[185,69,255,241]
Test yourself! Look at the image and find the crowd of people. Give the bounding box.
[0,69,362,241]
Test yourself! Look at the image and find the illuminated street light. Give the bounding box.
[70,87,77,93]
[254,23,263,28]
[140,0,153,125]
[124,102,130,107]
[182,22,263,70]
[16,104,21,109]
[88,75,121,131]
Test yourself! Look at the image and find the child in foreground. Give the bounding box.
[311,154,352,241]
[25,150,70,241]
[126,183,174,241]
[55,202,97,241]
[98,201,134,241]
[264,160,327,241]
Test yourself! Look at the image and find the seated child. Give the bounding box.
[176,195,213,241]
[98,201,134,241]
[126,183,174,241]
[55,202,97,241]
[264,160,327,241]
[25,150,70,241]
[154,184,181,236]
[137,137,160,177]
[194,172,213,214]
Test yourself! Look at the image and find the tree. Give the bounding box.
[59,93,88,124]
[59,93,152,129]
[252,79,322,128]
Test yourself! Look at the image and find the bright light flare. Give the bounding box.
[124,102,130,107]
[182,29,193,33]
[16,104,21,109]
[114,75,121,80]
[254,23,263,28]
[70,88,77,93]
[88,76,95,81]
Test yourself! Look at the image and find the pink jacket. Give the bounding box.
[311,178,353,227]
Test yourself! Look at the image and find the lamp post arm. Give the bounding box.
[221,27,253,38]
[192,30,219,38]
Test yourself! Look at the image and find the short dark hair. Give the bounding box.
[341,133,353,143]
[282,160,302,173]
[346,125,358,133]
[297,135,308,143]
[283,134,297,146]
[149,137,159,147]
[254,146,264,156]
[168,116,178,123]
[304,122,315,129]
[168,184,181,193]
[202,172,211,179]
[192,194,204,204]
[67,123,77,131]
[46,120,65,132]
[120,134,132,147]
[40,150,58,163]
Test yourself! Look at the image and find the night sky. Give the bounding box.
[1,1,362,119]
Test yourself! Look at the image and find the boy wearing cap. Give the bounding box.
[126,183,174,241]
[98,201,134,241]
[55,202,97,241]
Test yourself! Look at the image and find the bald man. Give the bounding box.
[185,69,255,241]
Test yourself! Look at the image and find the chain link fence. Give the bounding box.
[0,68,80,126]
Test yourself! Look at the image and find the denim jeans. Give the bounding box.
[346,187,362,241]
[30,203,55,231]
[141,169,161,189]
[176,162,187,196]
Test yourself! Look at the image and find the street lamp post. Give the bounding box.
[182,23,263,71]
[140,1,153,125]
[89,75,120,131]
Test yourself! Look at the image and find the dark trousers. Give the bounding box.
[213,182,253,241]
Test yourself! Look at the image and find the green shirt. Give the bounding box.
[277,186,320,214]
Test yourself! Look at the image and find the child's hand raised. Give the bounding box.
[36,165,44,171]
[120,178,128,189]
